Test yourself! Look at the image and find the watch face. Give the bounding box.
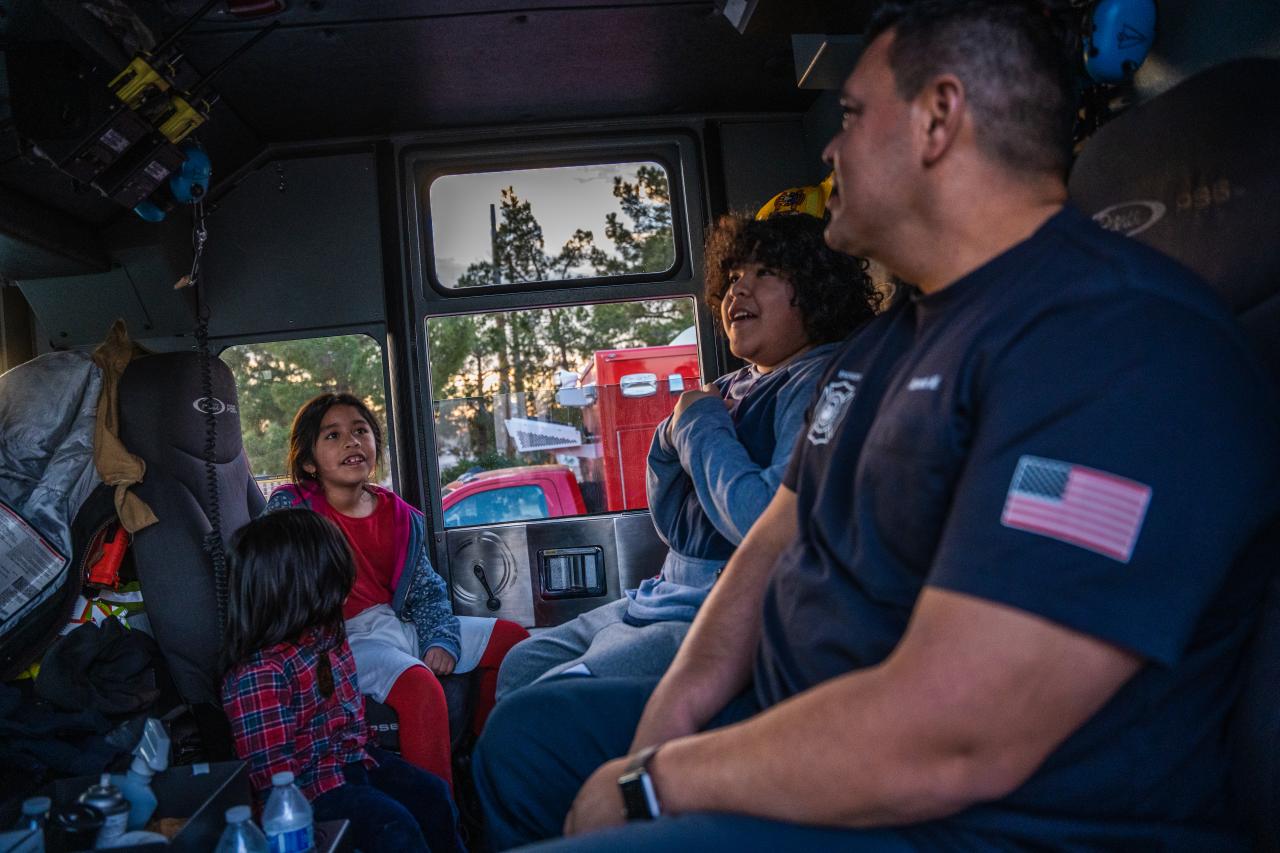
[619,770,660,820]
[620,774,653,820]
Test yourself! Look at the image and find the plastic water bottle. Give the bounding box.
[111,718,170,831]
[12,796,50,852]
[19,797,50,834]
[262,772,313,853]
[213,806,268,853]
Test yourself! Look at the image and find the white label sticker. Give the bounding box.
[143,160,171,182]
[0,504,66,625]
[191,763,210,776]
[100,128,131,153]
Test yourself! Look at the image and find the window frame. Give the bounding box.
[216,325,399,494]
[407,134,701,301]
[423,295,701,529]
[403,131,717,541]
[423,158,682,293]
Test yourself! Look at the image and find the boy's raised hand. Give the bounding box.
[670,384,730,434]
[423,647,457,676]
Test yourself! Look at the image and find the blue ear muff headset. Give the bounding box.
[132,143,212,221]
[169,144,212,204]
[1083,0,1156,84]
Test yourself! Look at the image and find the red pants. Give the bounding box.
[384,618,529,786]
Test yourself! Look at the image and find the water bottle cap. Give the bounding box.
[271,771,295,786]
[225,805,252,823]
[22,796,51,815]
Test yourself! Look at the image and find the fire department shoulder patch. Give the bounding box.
[807,372,860,446]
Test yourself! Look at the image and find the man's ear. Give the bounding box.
[917,73,966,167]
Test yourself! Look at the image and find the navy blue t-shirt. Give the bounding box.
[754,206,1280,848]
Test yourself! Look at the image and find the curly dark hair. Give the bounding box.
[704,213,880,346]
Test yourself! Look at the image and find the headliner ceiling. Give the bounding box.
[0,0,875,242]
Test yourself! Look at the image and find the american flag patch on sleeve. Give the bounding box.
[1000,455,1152,563]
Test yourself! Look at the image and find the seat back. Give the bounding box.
[118,352,264,707]
[1068,58,1280,848]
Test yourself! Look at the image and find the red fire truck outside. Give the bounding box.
[441,341,700,527]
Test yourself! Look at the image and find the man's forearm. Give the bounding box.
[645,664,958,827]
[631,487,798,750]
[640,589,1141,828]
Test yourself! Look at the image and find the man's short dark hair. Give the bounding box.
[867,0,1075,177]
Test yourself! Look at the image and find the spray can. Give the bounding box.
[77,775,129,848]
[46,803,103,852]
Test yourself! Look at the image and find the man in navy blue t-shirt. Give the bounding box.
[474,3,1280,850]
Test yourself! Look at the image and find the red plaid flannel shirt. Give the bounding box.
[222,628,372,802]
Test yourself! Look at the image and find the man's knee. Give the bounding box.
[476,677,661,846]
[475,678,555,792]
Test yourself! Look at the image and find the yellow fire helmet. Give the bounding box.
[754,173,836,220]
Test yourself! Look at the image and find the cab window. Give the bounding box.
[427,161,676,289]
[223,334,389,497]
[427,297,698,528]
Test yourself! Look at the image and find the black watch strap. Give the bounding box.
[618,745,662,820]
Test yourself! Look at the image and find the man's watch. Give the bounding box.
[618,745,662,820]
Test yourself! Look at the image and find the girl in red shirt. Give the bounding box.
[268,393,527,785]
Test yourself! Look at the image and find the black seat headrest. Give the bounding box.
[117,351,248,465]
[1069,58,1280,386]
[1071,58,1280,851]
[118,352,263,707]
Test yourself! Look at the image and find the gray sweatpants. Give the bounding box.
[494,597,691,701]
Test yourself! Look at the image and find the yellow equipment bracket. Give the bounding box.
[157,94,208,144]
[110,55,172,108]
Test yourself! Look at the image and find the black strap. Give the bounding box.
[188,199,229,632]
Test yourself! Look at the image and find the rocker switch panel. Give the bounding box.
[538,546,606,599]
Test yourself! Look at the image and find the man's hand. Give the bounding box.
[669,384,730,434]
[423,647,456,676]
[563,756,630,837]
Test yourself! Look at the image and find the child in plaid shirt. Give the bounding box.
[221,509,464,853]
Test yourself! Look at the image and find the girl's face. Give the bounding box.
[305,404,377,489]
[721,261,810,372]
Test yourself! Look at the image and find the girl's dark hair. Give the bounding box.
[287,392,383,486]
[222,509,356,670]
[704,213,880,346]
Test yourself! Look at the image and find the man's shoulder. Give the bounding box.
[1043,207,1228,325]
[963,210,1247,375]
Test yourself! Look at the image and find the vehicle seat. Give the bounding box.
[1068,57,1280,850]
[118,352,265,716]
[366,674,473,754]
